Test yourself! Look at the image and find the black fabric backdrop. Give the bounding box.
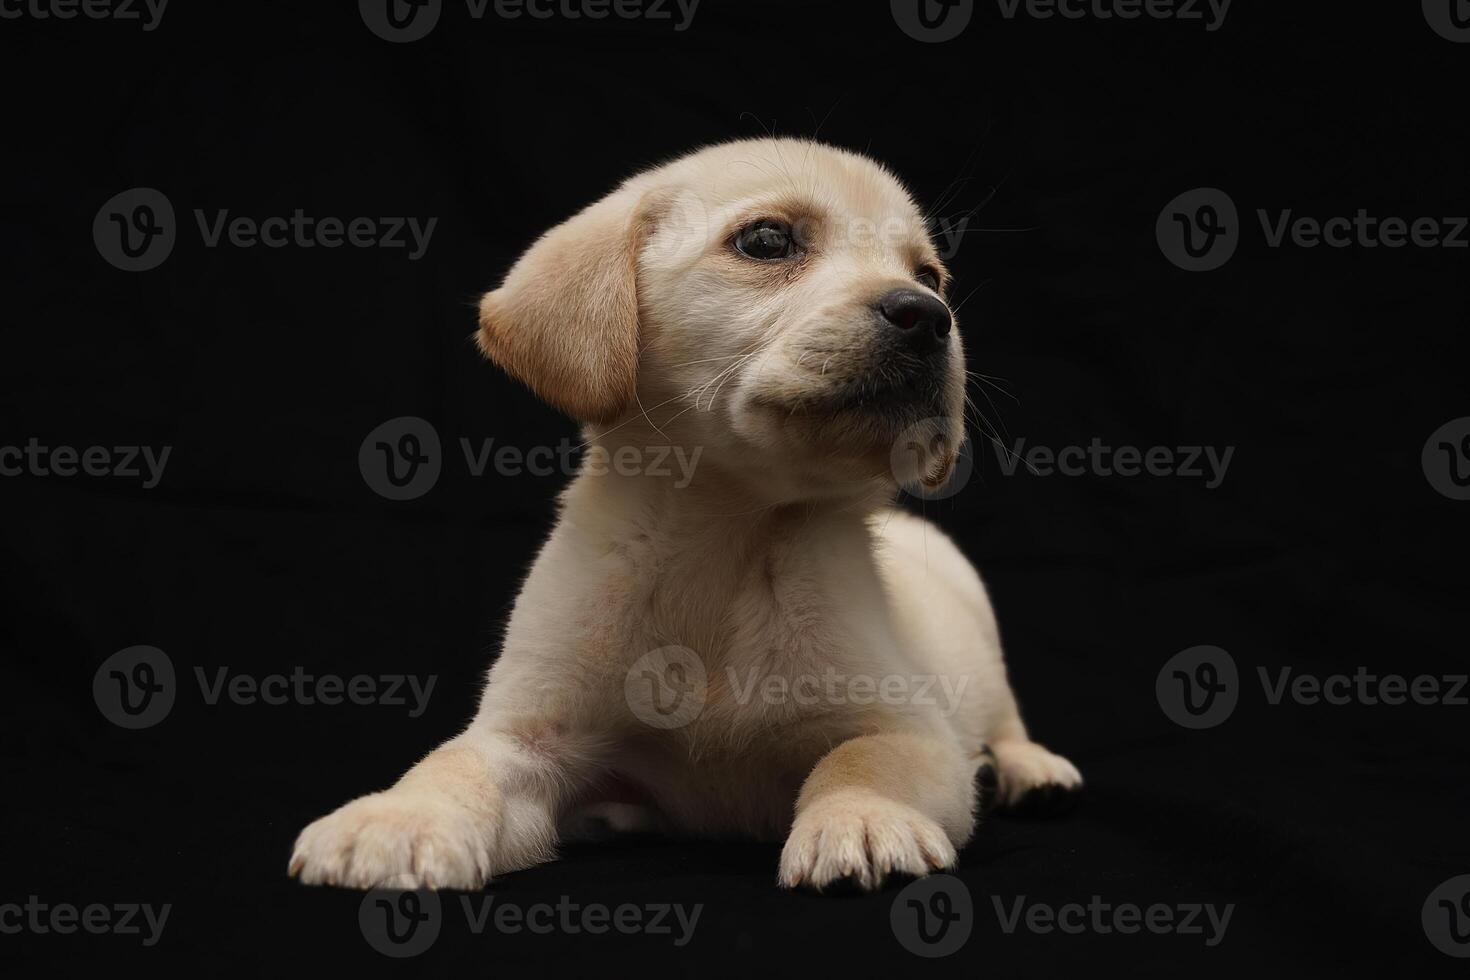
[3,0,1468,975]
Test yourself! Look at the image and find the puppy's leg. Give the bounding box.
[986,715,1084,815]
[289,722,599,890]
[778,731,977,892]
[873,509,1083,817]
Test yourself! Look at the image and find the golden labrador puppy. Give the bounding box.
[290,138,1081,892]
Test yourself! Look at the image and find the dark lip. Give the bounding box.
[829,355,949,414]
[751,344,950,424]
[831,381,939,416]
[765,373,947,423]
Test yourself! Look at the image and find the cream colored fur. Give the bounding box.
[290,139,1080,892]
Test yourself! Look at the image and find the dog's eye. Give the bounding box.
[915,267,942,293]
[734,220,797,261]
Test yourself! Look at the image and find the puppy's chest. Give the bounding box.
[615,586,893,838]
[622,532,902,736]
[591,523,906,837]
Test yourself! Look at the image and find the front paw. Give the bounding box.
[289,790,496,890]
[778,791,957,892]
[992,740,1084,815]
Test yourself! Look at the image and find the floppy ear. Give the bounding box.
[477,185,649,425]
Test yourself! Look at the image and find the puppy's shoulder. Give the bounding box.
[868,506,988,603]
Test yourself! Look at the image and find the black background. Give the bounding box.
[3,0,1468,974]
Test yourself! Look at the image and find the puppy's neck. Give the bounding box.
[560,425,891,553]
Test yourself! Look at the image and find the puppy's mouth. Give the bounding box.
[784,351,953,426]
[835,370,946,418]
[737,343,963,490]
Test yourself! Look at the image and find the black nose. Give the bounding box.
[877,288,952,355]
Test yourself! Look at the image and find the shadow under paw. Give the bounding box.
[1002,781,1084,818]
[974,746,1000,819]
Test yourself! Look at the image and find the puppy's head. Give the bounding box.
[478,138,965,498]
